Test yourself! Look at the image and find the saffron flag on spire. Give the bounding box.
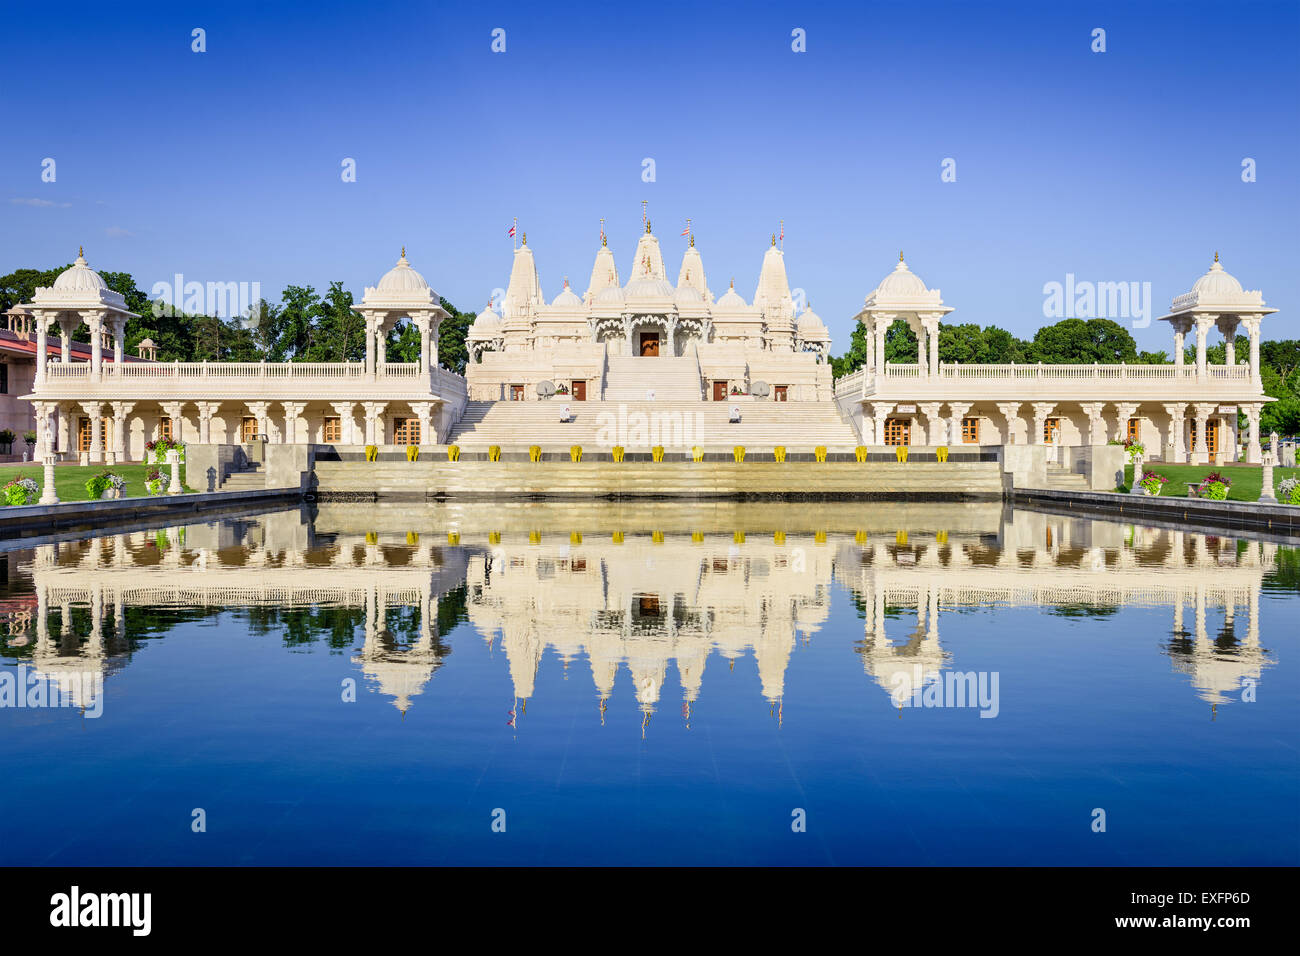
[681,222,691,237]
[507,223,516,237]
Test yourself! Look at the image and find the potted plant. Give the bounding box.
[1278,477,1300,505]
[85,470,126,500]
[1197,470,1231,500]
[3,474,39,505]
[0,429,14,455]
[144,467,165,495]
[1137,470,1168,496]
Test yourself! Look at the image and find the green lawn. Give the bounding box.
[1,462,191,504]
[1121,463,1300,502]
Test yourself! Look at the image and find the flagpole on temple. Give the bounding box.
[513,217,517,252]
[780,219,784,251]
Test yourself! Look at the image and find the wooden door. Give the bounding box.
[884,418,911,445]
[1206,420,1219,460]
[712,381,727,401]
[392,417,420,445]
[774,385,788,402]
[572,380,586,401]
[241,417,259,442]
[639,332,659,356]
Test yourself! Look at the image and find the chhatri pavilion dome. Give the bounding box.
[1191,254,1244,298]
[53,248,109,292]
[375,248,431,293]
[873,254,929,298]
[551,279,583,308]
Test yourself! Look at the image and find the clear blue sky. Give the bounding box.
[2,0,1296,352]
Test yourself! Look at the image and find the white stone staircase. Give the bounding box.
[602,354,702,402]
[446,399,862,451]
[1043,464,1090,490]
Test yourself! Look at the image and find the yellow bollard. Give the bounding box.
[733,530,746,544]
[691,445,704,462]
[365,445,379,462]
[814,446,827,462]
[774,530,786,544]
[774,446,786,462]
[529,445,542,462]
[612,446,625,462]
[570,445,582,462]
[690,531,704,544]
[652,446,665,462]
[733,445,746,463]
[489,445,501,462]
[365,531,378,545]
[488,531,501,544]
[936,530,948,544]
[652,530,664,544]
[895,445,909,463]
[612,531,624,544]
[896,530,908,546]
[570,531,582,545]
[936,446,948,463]
[815,530,827,544]
[447,531,460,545]
[406,531,419,545]
[528,530,541,545]
[855,446,868,463]
[854,530,868,544]
[444,445,458,462]
[407,445,420,462]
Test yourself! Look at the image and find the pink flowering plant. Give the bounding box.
[1138,470,1167,496]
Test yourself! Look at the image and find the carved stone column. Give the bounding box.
[247,401,270,444]
[196,402,218,444]
[946,402,972,446]
[996,402,1022,445]
[1245,403,1263,465]
[1162,403,1187,463]
[1113,402,1138,446]
[110,402,135,462]
[162,402,186,444]
[331,402,356,445]
[1079,402,1106,446]
[410,401,435,446]
[1031,402,1056,446]
[33,312,50,384]
[363,401,388,445]
[1241,315,1262,386]
[85,311,105,382]
[281,402,305,445]
[918,402,944,445]
[1216,315,1239,368]
[1192,402,1215,465]
[1194,314,1215,382]
[870,402,894,447]
[81,402,104,463]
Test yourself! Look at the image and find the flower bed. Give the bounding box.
[1279,477,1300,505]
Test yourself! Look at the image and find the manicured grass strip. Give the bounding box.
[0,462,191,503]
[1122,463,1300,502]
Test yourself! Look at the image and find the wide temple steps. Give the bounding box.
[446,399,862,452]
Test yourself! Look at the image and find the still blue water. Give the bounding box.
[1,501,1296,865]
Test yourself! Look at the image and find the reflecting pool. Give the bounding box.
[1,501,1297,865]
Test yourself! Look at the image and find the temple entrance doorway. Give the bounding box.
[712,381,728,402]
[571,381,586,401]
[639,332,660,356]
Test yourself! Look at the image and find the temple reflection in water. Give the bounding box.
[4,502,1281,723]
